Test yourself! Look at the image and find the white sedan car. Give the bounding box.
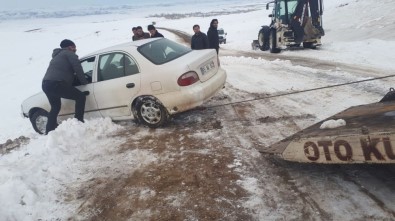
[21,38,227,134]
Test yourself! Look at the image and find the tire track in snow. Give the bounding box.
[163,27,395,218]
[340,169,395,217]
[71,28,395,220]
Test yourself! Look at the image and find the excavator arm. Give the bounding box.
[291,0,325,40]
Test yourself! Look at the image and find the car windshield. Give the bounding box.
[218,29,224,34]
[138,38,192,65]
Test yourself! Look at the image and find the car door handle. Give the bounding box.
[126,83,135,88]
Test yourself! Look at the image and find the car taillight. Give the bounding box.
[177,71,199,86]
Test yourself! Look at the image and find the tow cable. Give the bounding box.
[203,73,395,109]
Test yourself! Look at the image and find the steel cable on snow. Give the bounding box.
[204,73,395,109]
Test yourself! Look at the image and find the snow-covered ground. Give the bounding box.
[1,0,395,220]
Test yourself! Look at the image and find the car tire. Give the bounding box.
[135,97,168,128]
[30,109,48,134]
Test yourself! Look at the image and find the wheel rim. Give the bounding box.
[140,101,162,124]
[36,115,47,134]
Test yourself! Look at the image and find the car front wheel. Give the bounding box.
[135,97,168,128]
[30,109,48,134]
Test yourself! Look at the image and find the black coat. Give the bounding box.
[151,31,164,38]
[191,32,209,50]
[207,27,219,52]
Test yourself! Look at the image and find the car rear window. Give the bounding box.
[137,38,191,65]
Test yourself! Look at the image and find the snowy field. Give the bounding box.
[1,0,395,220]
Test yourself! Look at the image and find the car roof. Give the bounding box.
[81,38,161,58]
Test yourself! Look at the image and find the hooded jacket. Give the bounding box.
[43,48,88,86]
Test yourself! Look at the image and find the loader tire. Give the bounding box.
[258,26,270,51]
[303,42,316,49]
[269,29,281,53]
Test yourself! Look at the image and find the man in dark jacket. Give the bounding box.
[207,19,220,54]
[135,26,150,40]
[42,39,88,134]
[132,27,138,41]
[191,24,209,50]
[147,25,164,38]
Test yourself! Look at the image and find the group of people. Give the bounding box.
[133,19,221,54]
[132,25,164,41]
[41,19,221,134]
[191,19,220,54]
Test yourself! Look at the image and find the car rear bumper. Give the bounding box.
[157,68,227,114]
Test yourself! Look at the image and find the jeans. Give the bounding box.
[42,80,86,134]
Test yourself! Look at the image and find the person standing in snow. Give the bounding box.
[191,24,209,50]
[147,25,164,38]
[207,19,220,54]
[42,39,88,134]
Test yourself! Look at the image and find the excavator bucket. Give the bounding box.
[260,101,395,164]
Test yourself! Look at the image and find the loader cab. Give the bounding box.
[267,0,299,25]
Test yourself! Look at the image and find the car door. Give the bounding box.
[93,52,141,118]
[59,56,101,119]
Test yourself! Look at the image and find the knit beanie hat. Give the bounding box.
[60,39,75,48]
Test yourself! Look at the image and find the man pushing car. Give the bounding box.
[41,39,88,134]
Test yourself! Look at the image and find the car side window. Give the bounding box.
[121,55,139,76]
[74,56,95,86]
[98,53,139,81]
